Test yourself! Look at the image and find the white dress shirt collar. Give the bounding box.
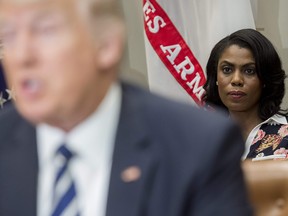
[37,82,122,216]
[37,82,122,169]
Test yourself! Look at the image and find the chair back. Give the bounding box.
[242,160,288,216]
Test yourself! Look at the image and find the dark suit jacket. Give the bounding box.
[0,83,252,216]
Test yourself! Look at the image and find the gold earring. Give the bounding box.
[216,81,218,86]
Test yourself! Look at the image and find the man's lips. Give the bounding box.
[20,79,42,98]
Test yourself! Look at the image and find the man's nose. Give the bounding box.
[7,31,35,68]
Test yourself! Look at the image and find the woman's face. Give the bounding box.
[216,45,262,114]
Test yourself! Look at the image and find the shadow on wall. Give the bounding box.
[254,0,288,108]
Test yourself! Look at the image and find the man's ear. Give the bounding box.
[97,20,126,70]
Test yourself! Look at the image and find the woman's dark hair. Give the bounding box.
[203,28,286,120]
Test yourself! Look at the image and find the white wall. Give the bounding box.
[254,0,288,108]
[120,1,148,88]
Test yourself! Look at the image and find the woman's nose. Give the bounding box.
[231,71,244,87]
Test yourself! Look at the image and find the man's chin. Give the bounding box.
[15,103,52,125]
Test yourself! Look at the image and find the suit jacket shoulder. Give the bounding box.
[0,104,38,216]
[107,82,252,216]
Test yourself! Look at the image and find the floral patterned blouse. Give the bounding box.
[246,114,288,159]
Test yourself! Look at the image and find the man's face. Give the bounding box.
[0,0,120,130]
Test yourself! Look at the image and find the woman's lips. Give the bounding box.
[228,91,246,99]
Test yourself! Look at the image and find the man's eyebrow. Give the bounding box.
[33,9,63,20]
[0,7,62,27]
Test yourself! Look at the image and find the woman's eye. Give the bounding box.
[245,68,256,75]
[222,66,232,74]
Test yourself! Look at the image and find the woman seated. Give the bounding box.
[203,28,288,159]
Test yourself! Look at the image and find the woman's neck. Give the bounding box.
[229,111,263,141]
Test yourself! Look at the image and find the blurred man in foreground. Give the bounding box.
[0,0,252,215]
